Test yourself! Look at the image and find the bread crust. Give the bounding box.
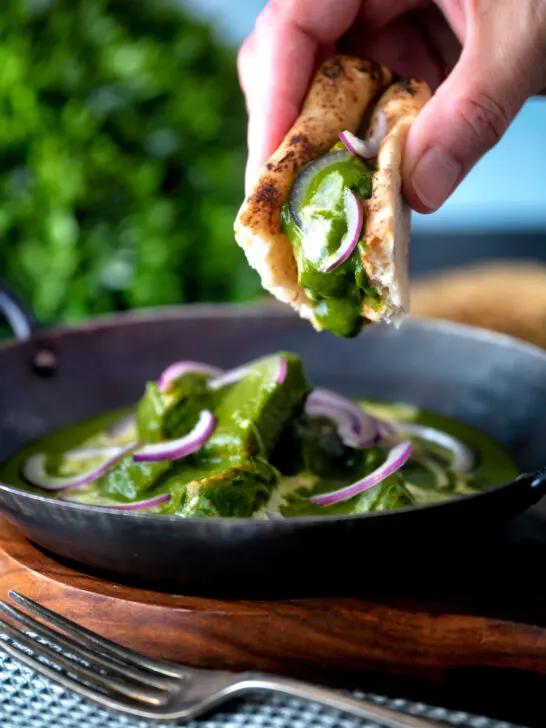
[360,78,431,323]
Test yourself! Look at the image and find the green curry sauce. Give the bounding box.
[0,352,518,519]
[281,147,381,338]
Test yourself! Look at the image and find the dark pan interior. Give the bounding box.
[0,306,545,594]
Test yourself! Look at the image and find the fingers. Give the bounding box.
[237,25,315,196]
[340,8,460,92]
[402,1,546,212]
[238,0,361,195]
[355,0,429,30]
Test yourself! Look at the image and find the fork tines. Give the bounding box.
[0,591,181,708]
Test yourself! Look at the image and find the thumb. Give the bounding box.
[402,32,533,213]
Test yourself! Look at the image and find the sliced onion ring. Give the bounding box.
[339,130,370,159]
[319,188,363,273]
[158,360,223,392]
[208,356,287,390]
[132,409,215,462]
[310,439,412,506]
[288,150,354,233]
[207,364,249,391]
[305,387,379,448]
[339,111,387,160]
[62,493,171,511]
[21,441,139,492]
[275,357,287,385]
[390,422,474,473]
[63,445,127,460]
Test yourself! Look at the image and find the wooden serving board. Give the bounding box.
[3,513,546,726]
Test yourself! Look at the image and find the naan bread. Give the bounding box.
[234,55,430,331]
[361,79,431,323]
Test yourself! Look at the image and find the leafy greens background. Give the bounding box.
[0,0,261,329]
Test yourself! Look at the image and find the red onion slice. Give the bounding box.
[390,422,474,473]
[208,356,288,390]
[288,149,354,233]
[103,493,171,511]
[63,445,127,460]
[339,130,366,158]
[21,441,139,492]
[275,357,287,385]
[132,409,215,462]
[319,189,363,273]
[207,364,249,391]
[338,130,373,160]
[62,493,171,511]
[305,388,379,448]
[310,439,412,506]
[340,111,388,160]
[158,361,223,392]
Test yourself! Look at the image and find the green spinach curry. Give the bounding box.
[1,352,518,518]
[281,146,380,339]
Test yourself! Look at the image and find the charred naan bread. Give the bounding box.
[360,79,431,322]
[234,54,431,338]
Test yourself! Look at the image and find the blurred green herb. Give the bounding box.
[0,0,260,329]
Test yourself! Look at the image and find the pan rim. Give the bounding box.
[1,300,546,363]
[0,470,537,527]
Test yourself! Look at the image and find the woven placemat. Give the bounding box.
[0,653,526,728]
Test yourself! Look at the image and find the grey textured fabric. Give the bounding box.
[0,654,525,728]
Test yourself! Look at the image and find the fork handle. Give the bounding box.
[236,674,449,728]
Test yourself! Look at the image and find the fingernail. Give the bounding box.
[410,146,462,211]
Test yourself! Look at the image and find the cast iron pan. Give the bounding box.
[0,283,545,595]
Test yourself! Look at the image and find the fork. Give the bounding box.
[0,590,448,727]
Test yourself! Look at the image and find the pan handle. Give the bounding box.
[0,281,38,340]
[0,282,57,375]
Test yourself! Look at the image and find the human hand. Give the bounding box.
[238,0,546,213]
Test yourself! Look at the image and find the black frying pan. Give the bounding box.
[0,283,545,596]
